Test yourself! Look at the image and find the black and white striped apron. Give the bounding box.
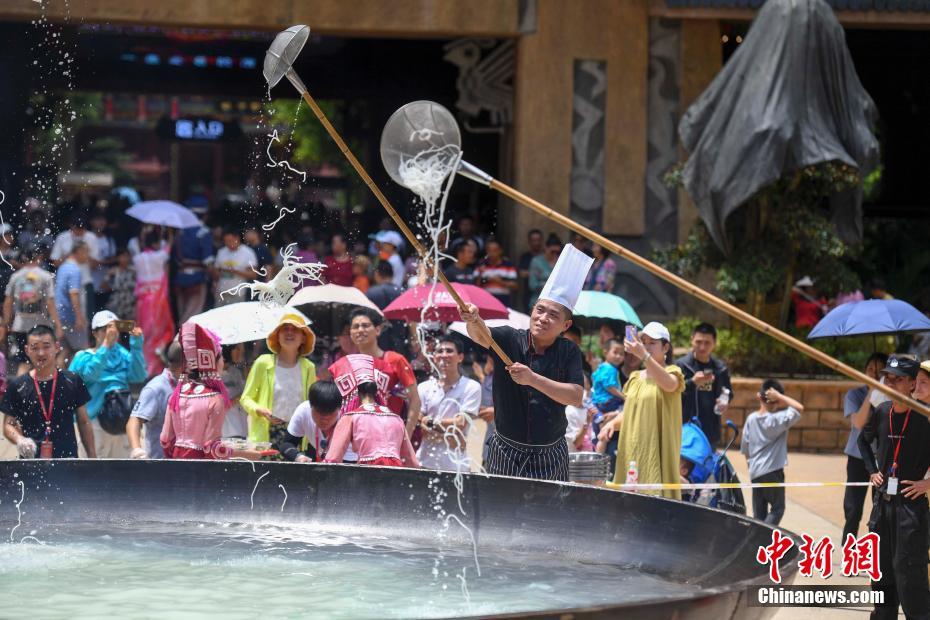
[485,432,569,482]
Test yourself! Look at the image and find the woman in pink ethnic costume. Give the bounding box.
[160,322,233,459]
[325,354,419,468]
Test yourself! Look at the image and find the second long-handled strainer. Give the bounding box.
[379,100,928,414]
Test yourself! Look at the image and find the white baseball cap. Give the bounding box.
[640,321,670,342]
[91,310,119,330]
[375,230,404,249]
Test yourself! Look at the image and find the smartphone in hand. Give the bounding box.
[625,325,637,342]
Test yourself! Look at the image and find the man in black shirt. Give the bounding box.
[444,241,478,285]
[460,245,590,481]
[858,355,929,619]
[676,322,732,446]
[1,325,94,458]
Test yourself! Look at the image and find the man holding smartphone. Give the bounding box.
[675,322,732,446]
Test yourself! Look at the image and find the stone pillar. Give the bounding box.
[506,0,649,250]
[677,19,723,320]
[678,19,721,245]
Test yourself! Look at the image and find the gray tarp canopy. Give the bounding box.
[678,0,879,251]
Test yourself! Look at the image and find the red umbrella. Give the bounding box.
[382,283,508,323]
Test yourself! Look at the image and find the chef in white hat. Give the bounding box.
[459,244,592,481]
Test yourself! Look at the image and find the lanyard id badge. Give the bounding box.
[886,407,912,496]
[33,371,58,460]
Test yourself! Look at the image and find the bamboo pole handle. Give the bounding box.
[489,179,930,417]
[297,88,513,366]
[434,270,514,366]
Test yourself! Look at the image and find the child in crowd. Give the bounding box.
[740,379,805,526]
[352,255,371,293]
[104,248,136,321]
[565,372,596,452]
[324,354,419,467]
[591,338,624,414]
[221,343,248,439]
[277,380,357,462]
[160,322,233,459]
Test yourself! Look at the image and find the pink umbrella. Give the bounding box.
[383,283,508,323]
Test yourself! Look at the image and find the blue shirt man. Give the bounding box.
[174,223,215,288]
[54,260,82,326]
[173,212,215,323]
[54,242,92,353]
[130,369,175,458]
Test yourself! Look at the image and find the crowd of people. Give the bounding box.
[2,192,930,617]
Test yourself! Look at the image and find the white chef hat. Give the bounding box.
[538,245,594,313]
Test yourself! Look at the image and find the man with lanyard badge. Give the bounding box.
[1,325,95,459]
[459,244,590,481]
[858,355,930,619]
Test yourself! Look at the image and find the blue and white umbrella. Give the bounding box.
[126,200,200,229]
[573,291,643,328]
[113,186,140,205]
[190,303,310,345]
[808,299,930,339]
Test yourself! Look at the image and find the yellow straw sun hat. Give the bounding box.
[267,313,315,356]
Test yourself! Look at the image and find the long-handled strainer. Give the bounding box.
[264,27,513,367]
[379,100,929,415]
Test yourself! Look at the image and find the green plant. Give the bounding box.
[666,316,883,378]
[656,161,862,328]
[27,92,107,202]
[264,98,365,173]
[856,217,930,309]
[78,135,133,185]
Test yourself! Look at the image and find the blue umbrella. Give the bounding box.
[807,299,930,339]
[113,186,140,205]
[573,291,643,328]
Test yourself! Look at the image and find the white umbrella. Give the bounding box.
[449,308,530,338]
[126,200,200,229]
[189,302,310,345]
[287,284,382,336]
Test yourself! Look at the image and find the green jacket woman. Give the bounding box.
[240,313,317,444]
